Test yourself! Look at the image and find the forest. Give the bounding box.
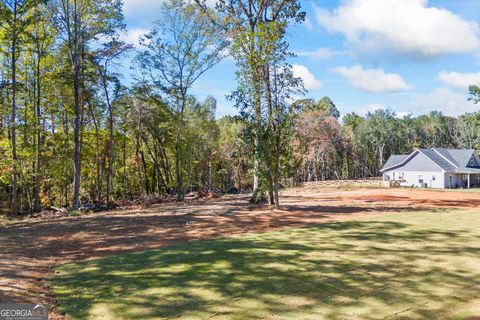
[1,0,480,215]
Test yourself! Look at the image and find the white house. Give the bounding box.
[381,148,480,189]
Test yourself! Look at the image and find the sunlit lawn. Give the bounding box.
[51,209,480,320]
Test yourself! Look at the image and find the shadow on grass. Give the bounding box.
[51,216,480,320]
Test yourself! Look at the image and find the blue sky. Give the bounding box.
[119,0,480,119]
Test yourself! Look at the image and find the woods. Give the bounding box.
[0,0,479,215]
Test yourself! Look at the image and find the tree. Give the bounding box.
[469,85,480,104]
[96,39,131,207]
[456,113,480,150]
[217,115,245,192]
[267,64,303,208]
[294,99,344,182]
[50,0,124,209]
[137,0,226,200]
[28,3,55,212]
[360,109,399,176]
[1,0,39,215]
[293,97,340,118]
[417,111,457,148]
[208,0,305,204]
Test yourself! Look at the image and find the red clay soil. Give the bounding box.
[0,187,478,319]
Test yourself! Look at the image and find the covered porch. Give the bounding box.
[448,172,480,189]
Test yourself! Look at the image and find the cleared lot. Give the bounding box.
[52,209,480,319]
[1,185,479,319]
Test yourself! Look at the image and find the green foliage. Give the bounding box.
[456,112,480,149]
[468,85,480,104]
[223,0,305,206]
[293,97,340,118]
[1,0,480,214]
[136,0,226,200]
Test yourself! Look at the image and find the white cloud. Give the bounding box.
[355,104,411,117]
[303,17,313,31]
[357,103,384,116]
[314,0,480,57]
[296,47,346,60]
[411,88,476,116]
[396,111,412,118]
[292,64,323,90]
[120,28,150,49]
[438,71,480,90]
[333,65,410,93]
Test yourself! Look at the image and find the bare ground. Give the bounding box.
[1,185,479,319]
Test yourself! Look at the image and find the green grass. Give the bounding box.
[437,188,480,193]
[51,210,480,320]
[399,186,480,193]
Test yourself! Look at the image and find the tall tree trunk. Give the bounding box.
[264,61,275,205]
[250,23,262,200]
[143,135,168,193]
[237,151,241,192]
[122,128,127,199]
[273,133,281,209]
[34,54,42,212]
[267,172,274,205]
[175,96,186,201]
[87,102,101,204]
[72,63,81,209]
[10,5,18,215]
[155,142,171,193]
[208,153,213,192]
[135,106,144,197]
[175,128,183,200]
[141,150,150,194]
[102,70,114,207]
[63,110,69,207]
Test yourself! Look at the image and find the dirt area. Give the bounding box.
[1,185,479,319]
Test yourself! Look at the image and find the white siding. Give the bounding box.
[382,150,446,188]
[384,170,445,188]
[402,171,444,188]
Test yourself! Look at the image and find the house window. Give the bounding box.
[449,175,453,188]
[398,172,404,180]
[384,174,390,181]
[469,158,475,166]
[432,175,436,181]
[418,175,424,184]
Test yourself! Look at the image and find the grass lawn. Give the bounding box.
[51,210,480,320]
[400,187,480,193]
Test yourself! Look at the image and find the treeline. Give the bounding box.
[1,0,479,215]
[293,100,470,181]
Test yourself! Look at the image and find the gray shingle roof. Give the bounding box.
[382,155,408,169]
[436,148,475,171]
[419,149,457,171]
[433,148,459,167]
[381,148,480,173]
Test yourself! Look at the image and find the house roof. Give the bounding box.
[434,148,476,171]
[382,155,408,169]
[419,149,457,171]
[381,148,479,173]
